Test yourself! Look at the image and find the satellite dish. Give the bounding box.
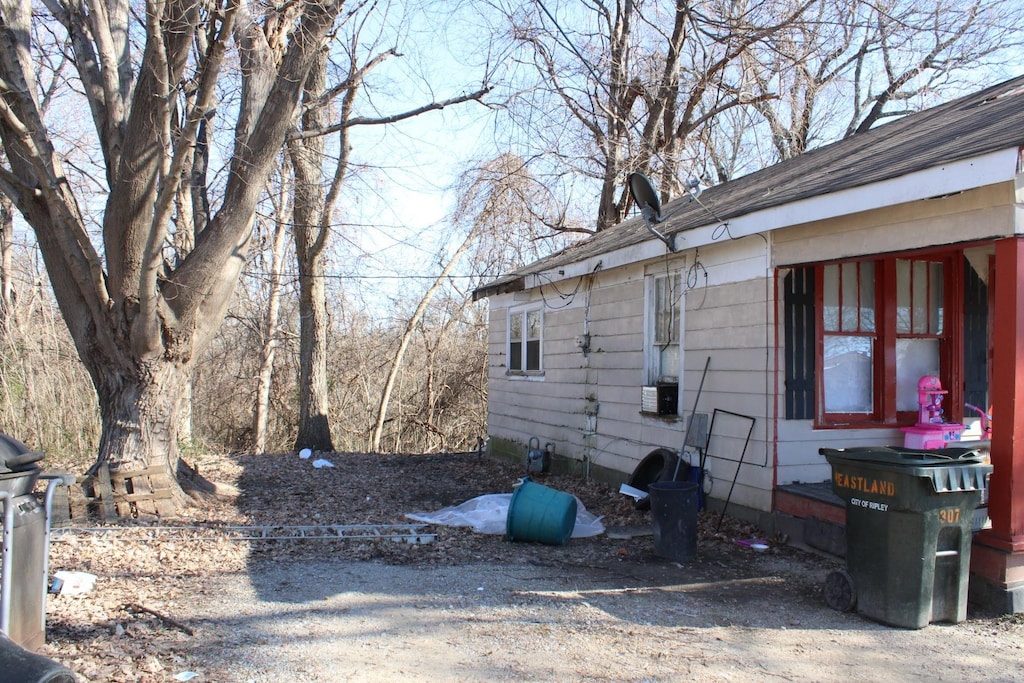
[628,172,675,251]
[629,173,662,222]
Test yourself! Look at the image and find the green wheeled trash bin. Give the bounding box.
[819,446,991,629]
[0,433,74,652]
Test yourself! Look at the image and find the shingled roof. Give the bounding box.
[474,74,1024,300]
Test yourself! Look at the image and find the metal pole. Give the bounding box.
[674,356,710,480]
[40,475,75,631]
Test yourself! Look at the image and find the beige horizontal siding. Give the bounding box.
[486,242,779,512]
[774,183,1014,266]
[484,184,1017,514]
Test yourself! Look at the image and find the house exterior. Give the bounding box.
[473,76,1024,613]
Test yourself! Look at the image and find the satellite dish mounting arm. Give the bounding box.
[639,204,674,252]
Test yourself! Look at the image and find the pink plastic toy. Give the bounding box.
[901,375,965,449]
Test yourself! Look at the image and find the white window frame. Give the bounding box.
[644,270,684,412]
[507,304,544,376]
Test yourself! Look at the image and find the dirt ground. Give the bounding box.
[38,452,1024,682]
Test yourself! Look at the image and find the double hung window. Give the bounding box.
[641,272,683,416]
[821,262,877,416]
[508,306,543,374]
[649,272,682,385]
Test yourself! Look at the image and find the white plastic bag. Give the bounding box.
[52,570,97,596]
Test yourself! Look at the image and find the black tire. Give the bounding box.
[627,448,691,510]
[824,569,857,613]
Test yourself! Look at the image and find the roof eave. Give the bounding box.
[472,275,526,301]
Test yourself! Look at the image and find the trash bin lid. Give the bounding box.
[818,445,983,466]
[820,445,991,493]
[0,433,44,474]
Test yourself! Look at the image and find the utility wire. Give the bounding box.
[241,269,484,282]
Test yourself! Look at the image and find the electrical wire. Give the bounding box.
[711,222,736,241]
[536,271,584,300]
[240,269,485,283]
[537,276,581,310]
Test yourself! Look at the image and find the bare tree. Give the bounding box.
[0,192,12,335]
[844,0,1023,135]
[0,0,356,512]
[365,153,554,451]
[491,0,1022,229]
[289,48,337,453]
[496,0,813,230]
[252,169,292,454]
[732,0,1024,169]
[285,12,490,454]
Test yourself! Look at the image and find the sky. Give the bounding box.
[2,2,506,317]
[324,4,507,305]
[330,0,1024,309]
[14,0,1024,313]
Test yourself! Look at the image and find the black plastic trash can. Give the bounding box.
[648,480,699,561]
[820,446,992,629]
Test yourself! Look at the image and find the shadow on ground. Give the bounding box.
[228,450,853,631]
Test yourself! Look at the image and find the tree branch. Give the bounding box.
[287,86,492,141]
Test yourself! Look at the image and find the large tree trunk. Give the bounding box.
[295,261,334,452]
[92,360,191,516]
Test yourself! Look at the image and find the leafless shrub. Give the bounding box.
[0,253,98,471]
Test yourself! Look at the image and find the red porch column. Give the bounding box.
[972,236,1024,612]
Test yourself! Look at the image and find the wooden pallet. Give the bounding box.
[47,479,88,527]
[49,464,177,524]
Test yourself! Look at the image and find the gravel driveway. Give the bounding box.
[40,452,1024,682]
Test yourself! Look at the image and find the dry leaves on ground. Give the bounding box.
[39,451,807,682]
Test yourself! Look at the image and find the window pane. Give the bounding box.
[930,262,944,334]
[896,338,940,412]
[825,262,874,333]
[841,263,859,332]
[824,336,873,413]
[526,310,541,340]
[896,260,911,333]
[526,340,540,371]
[654,277,669,343]
[859,262,875,332]
[823,265,839,331]
[654,275,680,344]
[912,261,928,334]
[510,312,523,342]
[669,274,680,343]
[509,342,522,371]
[898,260,944,336]
[659,345,679,382]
